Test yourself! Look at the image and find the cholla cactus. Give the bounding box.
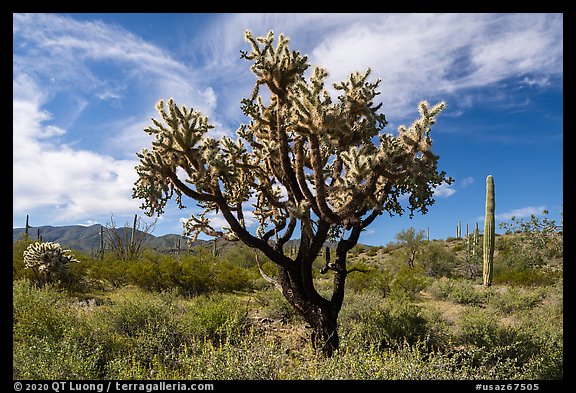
[23,242,78,286]
[133,31,452,356]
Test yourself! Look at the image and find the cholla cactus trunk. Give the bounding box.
[23,242,78,287]
[483,175,495,287]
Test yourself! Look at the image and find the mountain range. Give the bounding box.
[12,224,211,254]
[13,224,365,255]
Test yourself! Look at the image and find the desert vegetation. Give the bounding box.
[13,211,562,380]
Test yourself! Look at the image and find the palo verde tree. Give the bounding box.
[133,31,452,356]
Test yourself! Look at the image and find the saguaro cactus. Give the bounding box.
[25,214,30,238]
[99,225,105,260]
[130,214,138,251]
[472,222,479,256]
[483,175,495,287]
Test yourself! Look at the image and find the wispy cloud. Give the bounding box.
[475,205,548,223]
[519,76,551,89]
[194,13,562,126]
[433,182,457,198]
[13,13,218,157]
[495,206,547,221]
[13,54,141,224]
[460,177,475,188]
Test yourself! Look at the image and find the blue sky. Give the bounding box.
[13,13,563,246]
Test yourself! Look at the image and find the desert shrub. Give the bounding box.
[365,248,378,257]
[96,291,193,369]
[428,277,455,300]
[13,279,112,379]
[13,333,108,379]
[455,307,557,371]
[221,244,258,268]
[389,265,430,299]
[13,236,37,281]
[345,264,391,294]
[420,242,458,277]
[429,278,490,305]
[13,279,75,341]
[254,287,300,322]
[492,263,560,286]
[88,253,130,287]
[349,297,438,350]
[184,294,250,344]
[380,241,402,254]
[448,279,489,305]
[91,249,258,296]
[488,287,545,314]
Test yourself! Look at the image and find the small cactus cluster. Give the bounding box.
[23,242,78,285]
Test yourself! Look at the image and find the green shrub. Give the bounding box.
[346,264,391,294]
[428,277,455,300]
[389,266,430,299]
[488,287,545,314]
[429,278,490,305]
[493,264,560,286]
[456,307,553,370]
[13,279,80,342]
[254,287,300,322]
[221,244,258,268]
[365,248,378,257]
[184,294,249,344]
[13,237,36,281]
[350,297,437,350]
[448,280,489,305]
[89,249,258,296]
[420,242,458,278]
[88,254,130,287]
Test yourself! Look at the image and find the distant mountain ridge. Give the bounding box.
[12,224,209,253]
[13,224,373,254]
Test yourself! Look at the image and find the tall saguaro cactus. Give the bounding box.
[483,175,495,287]
[25,214,30,238]
[130,214,138,251]
[99,225,105,260]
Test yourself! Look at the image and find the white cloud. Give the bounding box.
[495,206,547,221]
[13,13,221,158]
[460,177,474,188]
[13,71,140,223]
[519,76,551,89]
[433,182,457,198]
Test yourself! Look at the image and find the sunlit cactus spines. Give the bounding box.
[23,241,79,286]
[133,30,452,356]
[483,175,495,287]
